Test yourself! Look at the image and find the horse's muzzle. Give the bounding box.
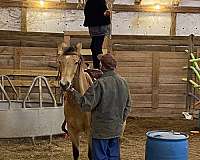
[60,80,71,91]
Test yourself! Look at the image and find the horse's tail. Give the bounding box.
[61,120,69,135]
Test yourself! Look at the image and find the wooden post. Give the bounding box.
[64,35,71,47]
[14,48,22,69]
[14,47,22,100]
[105,0,114,54]
[170,0,179,36]
[186,34,194,111]
[152,52,160,109]
[21,7,27,32]
[170,12,177,36]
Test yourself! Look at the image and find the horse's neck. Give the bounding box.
[74,68,90,95]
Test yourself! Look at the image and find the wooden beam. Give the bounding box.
[0,69,58,77]
[151,52,160,109]
[14,48,22,69]
[170,0,179,35]
[21,7,27,32]
[1,0,200,13]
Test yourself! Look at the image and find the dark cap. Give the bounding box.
[100,53,117,71]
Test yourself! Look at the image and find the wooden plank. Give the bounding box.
[117,61,152,67]
[3,80,58,87]
[20,47,57,56]
[159,52,186,59]
[159,94,185,104]
[114,51,153,57]
[119,72,151,77]
[160,67,187,75]
[159,84,186,94]
[113,45,186,52]
[64,31,89,36]
[113,39,189,46]
[132,103,152,108]
[159,76,186,84]
[160,58,187,67]
[159,104,185,109]
[151,52,160,109]
[0,69,58,77]
[0,46,15,55]
[1,1,200,13]
[117,67,152,74]
[124,76,152,83]
[131,94,152,104]
[131,108,184,117]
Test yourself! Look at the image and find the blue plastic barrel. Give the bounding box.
[145,130,189,160]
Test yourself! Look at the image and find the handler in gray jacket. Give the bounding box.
[70,53,131,160]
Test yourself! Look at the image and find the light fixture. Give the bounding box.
[154,3,160,10]
[39,0,45,7]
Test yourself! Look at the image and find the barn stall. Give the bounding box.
[0,0,200,159]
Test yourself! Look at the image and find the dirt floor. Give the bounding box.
[1,117,200,160]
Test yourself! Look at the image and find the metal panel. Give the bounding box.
[0,104,64,138]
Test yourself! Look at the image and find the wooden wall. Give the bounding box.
[1,30,200,116]
[114,50,187,117]
[0,31,63,102]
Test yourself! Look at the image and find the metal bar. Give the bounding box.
[4,75,19,100]
[42,76,57,107]
[1,76,4,100]
[0,83,11,109]
[23,76,38,108]
[39,77,42,108]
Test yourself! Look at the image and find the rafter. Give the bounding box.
[0,0,200,14]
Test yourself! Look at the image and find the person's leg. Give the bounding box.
[90,35,105,69]
[92,138,109,160]
[107,137,120,160]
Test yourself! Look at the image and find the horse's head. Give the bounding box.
[57,43,83,90]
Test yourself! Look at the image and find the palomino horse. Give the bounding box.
[57,43,93,160]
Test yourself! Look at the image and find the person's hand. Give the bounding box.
[104,10,111,17]
[68,85,75,92]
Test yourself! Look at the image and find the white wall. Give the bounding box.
[0,7,21,31]
[112,12,171,35]
[0,0,200,35]
[180,0,200,7]
[27,9,87,33]
[176,14,200,36]
[27,8,171,35]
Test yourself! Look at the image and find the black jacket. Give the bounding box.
[83,0,111,27]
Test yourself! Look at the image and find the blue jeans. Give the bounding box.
[90,35,105,69]
[92,137,120,160]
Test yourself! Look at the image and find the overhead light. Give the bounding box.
[39,0,45,7]
[154,3,160,10]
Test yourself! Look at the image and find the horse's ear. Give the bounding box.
[57,42,68,55]
[76,43,82,56]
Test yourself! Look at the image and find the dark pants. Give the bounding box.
[92,137,120,160]
[90,35,105,69]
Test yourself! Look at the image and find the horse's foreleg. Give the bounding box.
[70,131,80,160]
[86,131,92,160]
[88,137,92,160]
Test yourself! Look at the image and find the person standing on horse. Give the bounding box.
[68,53,131,160]
[84,0,111,69]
